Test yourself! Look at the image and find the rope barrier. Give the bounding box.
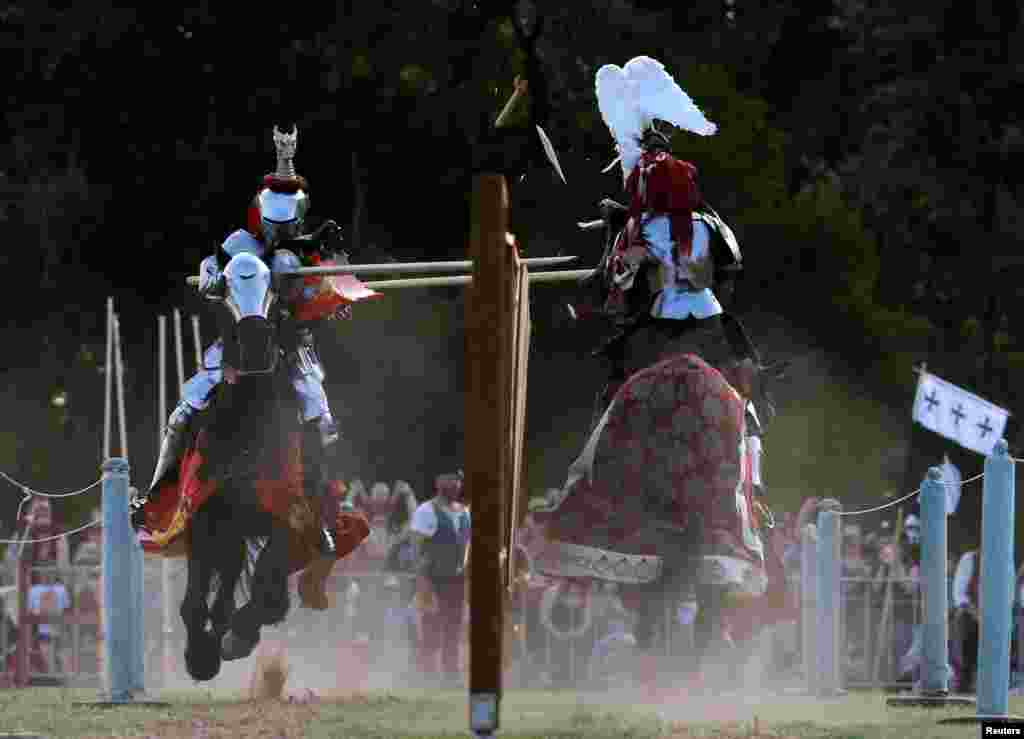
[837,471,985,517]
[0,470,103,500]
[0,519,100,545]
[0,470,104,545]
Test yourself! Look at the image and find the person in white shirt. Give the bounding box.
[28,574,70,674]
[410,472,470,686]
[951,548,981,692]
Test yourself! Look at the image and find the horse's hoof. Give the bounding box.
[185,630,222,681]
[221,629,259,661]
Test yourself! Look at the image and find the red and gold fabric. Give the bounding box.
[137,431,369,575]
[623,151,701,257]
[533,355,779,638]
[291,255,383,323]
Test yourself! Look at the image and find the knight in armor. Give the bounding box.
[595,126,734,394]
[589,56,771,494]
[134,125,348,557]
[410,471,471,687]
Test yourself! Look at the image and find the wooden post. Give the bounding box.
[15,556,30,687]
[103,297,114,462]
[172,309,185,395]
[506,259,530,589]
[158,315,173,683]
[465,174,510,737]
[191,314,202,372]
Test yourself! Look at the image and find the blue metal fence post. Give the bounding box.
[920,466,950,695]
[800,523,817,695]
[129,493,145,694]
[977,439,1015,718]
[815,498,843,697]
[101,457,134,701]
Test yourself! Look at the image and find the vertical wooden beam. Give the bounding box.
[465,174,510,737]
[506,261,530,588]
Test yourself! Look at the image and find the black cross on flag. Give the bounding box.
[912,369,1010,455]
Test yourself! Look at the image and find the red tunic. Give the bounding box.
[601,153,703,317]
[623,151,702,258]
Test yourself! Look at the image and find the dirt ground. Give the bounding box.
[0,684,1012,739]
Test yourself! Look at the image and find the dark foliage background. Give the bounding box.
[1,0,1022,556]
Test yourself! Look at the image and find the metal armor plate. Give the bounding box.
[220,229,267,260]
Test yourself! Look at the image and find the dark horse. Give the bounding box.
[178,371,299,681]
[136,251,369,682]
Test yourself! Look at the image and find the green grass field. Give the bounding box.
[0,687,1013,738]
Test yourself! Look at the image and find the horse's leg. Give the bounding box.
[222,519,291,661]
[209,529,245,644]
[628,571,697,699]
[694,583,738,689]
[180,507,222,681]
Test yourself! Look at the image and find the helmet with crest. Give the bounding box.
[249,125,311,248]
[595,56,717,180]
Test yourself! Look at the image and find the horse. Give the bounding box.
[531,351,783,697]
[135,251,370,681]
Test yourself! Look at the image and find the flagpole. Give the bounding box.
[901,361,932,519]
[157,315,173,685]
[103,298,114,462]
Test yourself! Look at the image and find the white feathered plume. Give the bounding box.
[595,56,717,180]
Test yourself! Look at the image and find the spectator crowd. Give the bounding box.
[3,480,1022,696]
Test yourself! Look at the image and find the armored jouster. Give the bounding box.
[138,125,374,556]
[582,56,771,492]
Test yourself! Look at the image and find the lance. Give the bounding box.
[185,255,577,286]
[361,268,591,290]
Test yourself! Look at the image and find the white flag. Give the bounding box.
[940,454,961,515]
[912,370,1010,456]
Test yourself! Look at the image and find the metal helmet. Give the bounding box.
[257,125,310,248]
[639,122,671,153]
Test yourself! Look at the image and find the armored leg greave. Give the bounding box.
[147,402,198,495]
[132,402,197,527]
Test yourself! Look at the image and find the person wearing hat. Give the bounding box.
[134,124,351,560]
[410,471,470,686]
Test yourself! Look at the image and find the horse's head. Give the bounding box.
[220,252,278,376]
[721,355,789,430]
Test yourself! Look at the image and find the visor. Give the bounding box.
[259,188,306,222]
